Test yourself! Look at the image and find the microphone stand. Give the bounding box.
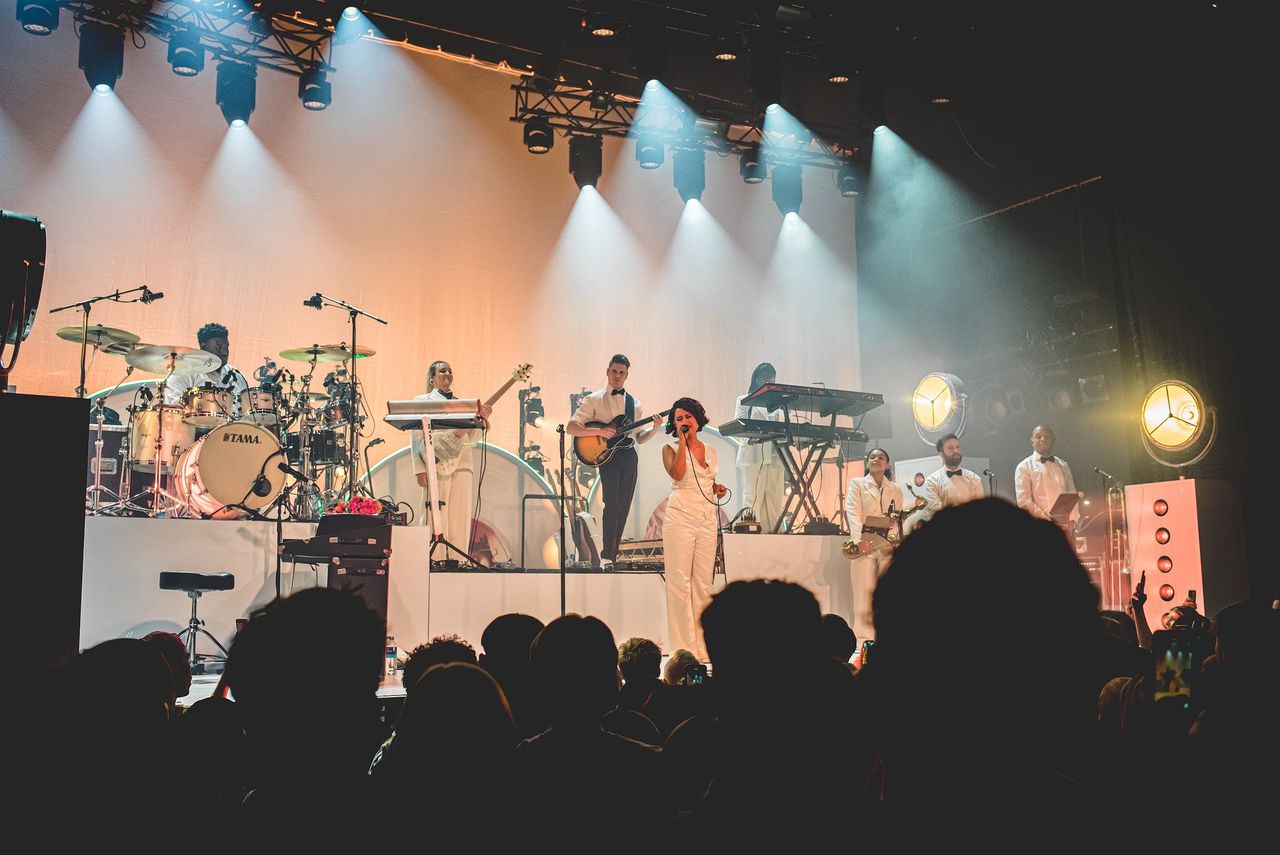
[309,293,388,502]
[985,470,997,497]
[49,284,153,398]
[557,425,567,616]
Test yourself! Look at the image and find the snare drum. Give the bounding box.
[129,405,196,473]
[174,421,285,518]
[183,384,235,427]
[239,386,282,426]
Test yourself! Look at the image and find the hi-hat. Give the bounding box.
[292,391,331,404]
[125,344,221,376]
[56,324,139,354]
[279,344,376,363]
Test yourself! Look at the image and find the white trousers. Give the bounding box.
[742,461,786,532]
[850,550,891,643]
[662,500,717,662]
[419,449,476,554]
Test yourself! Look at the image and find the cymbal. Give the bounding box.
[56,324,139,352]
[291,391,331,404]
[125,344,221,376]
[279,344,376,363]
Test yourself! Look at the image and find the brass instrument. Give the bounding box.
[842,487,927,558]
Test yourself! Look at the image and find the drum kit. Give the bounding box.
[63,325,375,521]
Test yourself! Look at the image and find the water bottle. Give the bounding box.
[385,634,397,679]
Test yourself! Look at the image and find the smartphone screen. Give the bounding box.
[860,639,874,667]
[1153,629,1196,702]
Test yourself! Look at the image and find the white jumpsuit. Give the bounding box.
[410,389,480,551]
[662,441,719,662]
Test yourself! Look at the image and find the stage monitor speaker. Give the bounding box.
[328,557,389,632]
[1,393,87,671]
[1125,479,1249,629]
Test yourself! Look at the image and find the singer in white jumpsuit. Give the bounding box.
[409,361,492,552]
[662,399,727,663]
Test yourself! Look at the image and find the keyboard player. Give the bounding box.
[733,363,786,531]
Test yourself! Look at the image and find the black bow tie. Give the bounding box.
[611,388,626,396]
[946,470,963,478]
[441,391,455,399]
[1040,455,1056,464]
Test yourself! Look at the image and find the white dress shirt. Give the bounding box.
[410,389,478,478]
[1014,452,1079,523]
[922,466,985,518]
[845,473,905,541]
[162,362,249,417]
[733,394,783,467]
[570,388,656,444]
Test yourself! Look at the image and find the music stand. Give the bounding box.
[1050,492,1080,526]
[385,397,483,568]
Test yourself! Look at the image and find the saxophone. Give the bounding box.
[842,486,928,558]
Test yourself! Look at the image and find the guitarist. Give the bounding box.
[410,360,493,554]
[566,354,662,565]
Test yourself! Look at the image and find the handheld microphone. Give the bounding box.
[367,437,385,448]
[139,285,165,304]
[680,424,690,434]
[278,461,312,482]
[303,293,323,310]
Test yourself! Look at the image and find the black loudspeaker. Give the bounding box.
[1125,479,1250,626]
[1,394,88,671]
[328,557,389,632]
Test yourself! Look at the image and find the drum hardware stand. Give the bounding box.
[48,284,156,398]
[305,292,387,502]
[86,366,137,515]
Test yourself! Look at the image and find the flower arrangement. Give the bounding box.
[328,496,385,516]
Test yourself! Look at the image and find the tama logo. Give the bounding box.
[223,432,261,444]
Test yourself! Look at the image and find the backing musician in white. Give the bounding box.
[1014,424,1080,527]
[734,362,786,531]
[921,433,985,519]
[845,447,903,642]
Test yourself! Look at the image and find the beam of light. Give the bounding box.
[761,103,813,154]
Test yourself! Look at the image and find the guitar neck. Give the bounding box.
[614,408,671,436]
[484,376,520,408]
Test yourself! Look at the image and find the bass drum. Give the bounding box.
[174,422,285,519]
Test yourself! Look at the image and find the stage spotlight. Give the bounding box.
[586,12,620,38]
[590,90,611,112]
[771,162,802,215]
[216,61,257,127]
[911,372,968,444]
[167,28,204,77]
[79,21,124,93]
[713,35,739,62]
[569,135,603,189]
[524,396,546,429]
[342,6,359,20]
[523,117,554,154]
[635,133,663,170]
[1140,379,1217,471]
[837,161,864,197]
[739,143,765,184]
[673,148,705,203]
[298,68,331,110]
[17,0,59,35]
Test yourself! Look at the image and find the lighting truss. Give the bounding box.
[55,1,335,79]
[511,80,854,171]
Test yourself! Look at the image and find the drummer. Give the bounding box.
[163,322,249,417]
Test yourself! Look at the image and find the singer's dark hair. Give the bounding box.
[197,323,228,345]
[748,362,776,394]
[935,432,960,453]
[866,447,893,480]
[609,353,630,369]
[665,397,709,435]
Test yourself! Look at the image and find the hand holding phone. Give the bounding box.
[1131,569,1148,611]
[1153,629,1195,702]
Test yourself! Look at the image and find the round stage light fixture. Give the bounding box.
[18,0,59,35]
[569,135,603,189]
[771,162,802,215]
[635,133,663,170]
[713,36,738,62]
[739,144,765,184]
[523,117,554,154]
[168,28,204,77]
[673,148,705,203]
[911,372,968,445]
[298,68,332,110]
[1140,379,1217,471]
[837,161,863,197]
[216,61,257,127]
[79,21,125,93]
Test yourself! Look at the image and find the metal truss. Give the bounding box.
[512,81,854,169]
[58,1,334,77]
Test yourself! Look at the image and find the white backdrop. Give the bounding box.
[1,2,861,479]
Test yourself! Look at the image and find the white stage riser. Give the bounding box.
[81,520,859,655]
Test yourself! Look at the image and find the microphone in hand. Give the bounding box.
[680,424,690,434]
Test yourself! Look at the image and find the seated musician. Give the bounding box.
[162,322,249,419]
[565,354,662,565]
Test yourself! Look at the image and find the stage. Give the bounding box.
[80,518,859,659]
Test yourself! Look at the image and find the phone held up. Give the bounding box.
[1152,628,1197,706]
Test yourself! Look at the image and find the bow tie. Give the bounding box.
[441,391,455,399]
[611,388,626,396]
[945,469,963,478]
[1040,455,1056,464]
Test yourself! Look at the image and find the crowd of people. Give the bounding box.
[23,498,1277,846]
